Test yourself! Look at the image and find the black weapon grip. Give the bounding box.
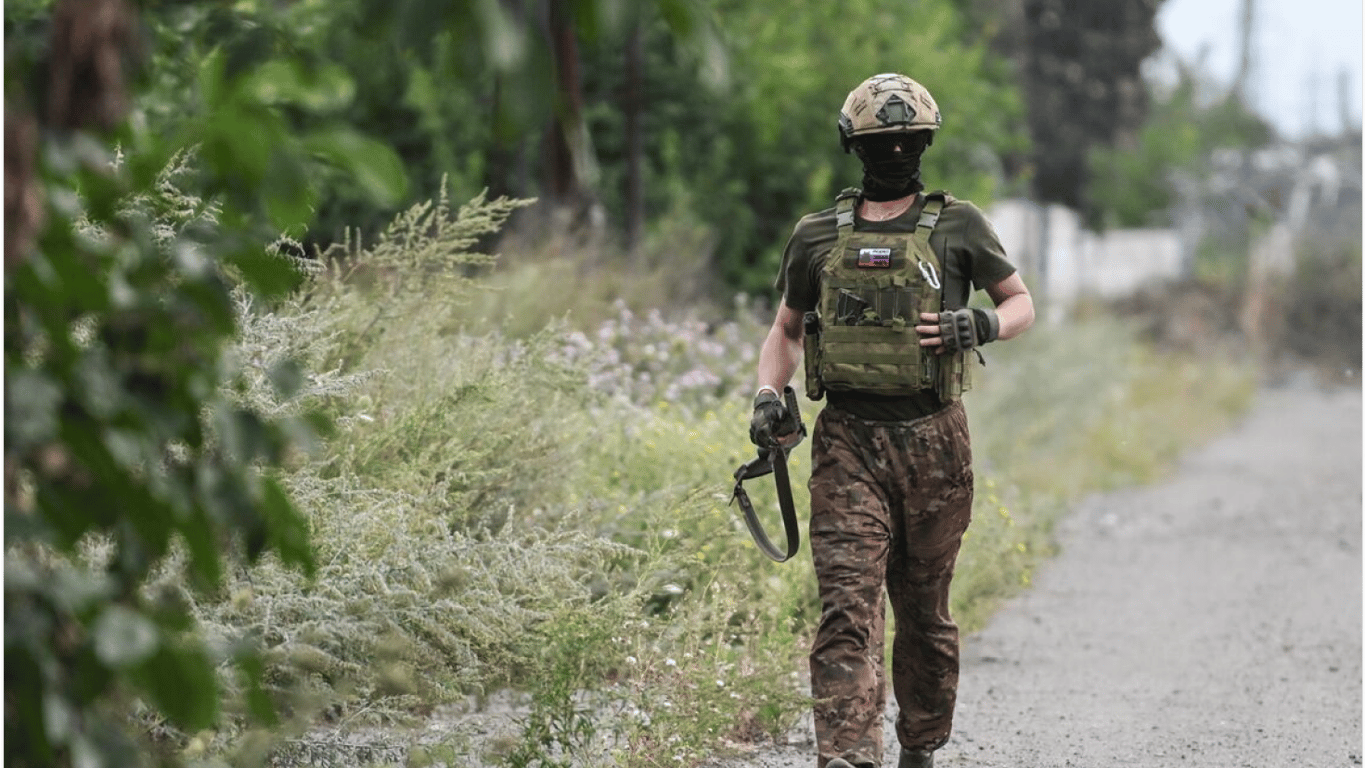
[780,386,805,440]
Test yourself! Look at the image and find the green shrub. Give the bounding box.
[1283,236,1362,374]
[180,186,1256,766]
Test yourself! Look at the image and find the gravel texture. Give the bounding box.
[706,382,1363,768]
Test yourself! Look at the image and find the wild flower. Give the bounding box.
[548,299,766,416]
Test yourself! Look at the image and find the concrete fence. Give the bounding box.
[985,199,1184,321]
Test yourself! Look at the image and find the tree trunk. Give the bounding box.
[543,0,600,225]
[623,17,645,253]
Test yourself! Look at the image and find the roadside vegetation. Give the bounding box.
[172,186,1256,766]
[9,1,1352,767]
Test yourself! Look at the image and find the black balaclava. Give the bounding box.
[853,131,932,202]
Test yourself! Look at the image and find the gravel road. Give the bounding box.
[707,382,1362,768]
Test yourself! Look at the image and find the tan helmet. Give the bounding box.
[838,73,942,152]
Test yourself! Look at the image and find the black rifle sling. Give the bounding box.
[729,387,805,563]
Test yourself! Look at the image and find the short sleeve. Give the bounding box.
[962,203,1017,291]
[775,212,832,312]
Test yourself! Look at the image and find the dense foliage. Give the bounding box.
[63,0,1027,296]
[1088,64,1272,229]
[1017,0,1164,213]
[3,1,404,765]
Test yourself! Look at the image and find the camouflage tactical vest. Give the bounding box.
[803,189,973,400]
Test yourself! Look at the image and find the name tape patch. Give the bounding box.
[857,247,892,268]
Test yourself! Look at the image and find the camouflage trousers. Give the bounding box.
[807,400,974,768]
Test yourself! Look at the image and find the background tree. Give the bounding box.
[1018,0,1164,216]
[1088,62,1272,229]
[102,0,1021,296]
[4,0,405,764]
[580,0,1028,291]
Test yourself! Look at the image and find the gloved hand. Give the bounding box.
[937,307,999,354]
[749,388,791,448]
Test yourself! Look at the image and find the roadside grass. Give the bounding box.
[189,190,1256,767]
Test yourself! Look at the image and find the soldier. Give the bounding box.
[749,73,1035,768]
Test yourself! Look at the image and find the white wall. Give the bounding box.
[986,199,1183,321]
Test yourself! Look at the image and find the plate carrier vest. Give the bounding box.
[803,188,973,401]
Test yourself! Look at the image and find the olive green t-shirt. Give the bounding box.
[776,192,1017,421]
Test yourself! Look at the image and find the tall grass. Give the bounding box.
[192,189,1256,766]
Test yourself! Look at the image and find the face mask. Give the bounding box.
[855,132,930,202]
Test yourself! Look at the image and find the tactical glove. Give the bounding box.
[938,307,999,354]
[749,389,792,448]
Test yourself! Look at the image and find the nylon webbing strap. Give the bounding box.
[910,192,947,289]
[729,387,806,563]
[913,192,945,249]
[835,188,859,233]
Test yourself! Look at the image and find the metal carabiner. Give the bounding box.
[918,260,941,290]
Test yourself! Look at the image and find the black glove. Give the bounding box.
[938,307,999,353]
[749,389,790,448]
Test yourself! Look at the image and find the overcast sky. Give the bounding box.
[1155,0,1363,138]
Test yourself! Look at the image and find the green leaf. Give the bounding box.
[178,502,223,588]
[223,240,305,297]
[197,47,228,110]
[260,477,314,575]
[134,644,219,731]
[5,369,63,448]
[260,148,319,232]
[244,60,356,113]
[92,605,160,667]
[657,0,700,39]
[302,127,408,208]
[235,651,277,725]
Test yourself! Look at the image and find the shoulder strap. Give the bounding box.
[835,187,860,234]
[913,191,948,246]
[910,191,949,290]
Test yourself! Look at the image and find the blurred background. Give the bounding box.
[11,0,1358,356]
[5,1,1360,767]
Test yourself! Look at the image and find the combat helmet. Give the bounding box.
[838,73,942,153]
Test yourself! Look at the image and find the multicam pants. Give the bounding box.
[807,400,974,768]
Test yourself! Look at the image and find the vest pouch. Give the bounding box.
[818,324,935,393]
[936,350,975,400]
[833,287,874,326]
[874,286,920,329]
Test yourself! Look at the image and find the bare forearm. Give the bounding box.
[756,305,805,393]
[993,291,1035,341]
[985,272,1035,342]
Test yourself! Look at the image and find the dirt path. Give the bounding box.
[710,382,1362,768]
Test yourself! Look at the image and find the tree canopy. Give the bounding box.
[65,0,1028,295]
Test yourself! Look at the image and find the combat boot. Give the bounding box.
[896,748,934,768]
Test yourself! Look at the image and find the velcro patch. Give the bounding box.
[857,247,892,268]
